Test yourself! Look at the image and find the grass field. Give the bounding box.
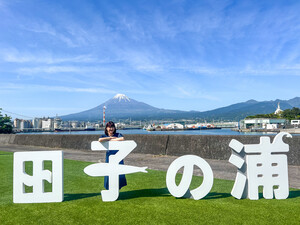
[0,151,299,225]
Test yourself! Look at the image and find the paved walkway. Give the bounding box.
[1,144,299,189]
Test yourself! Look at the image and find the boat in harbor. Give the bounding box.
[185,126,221,130]
[143,122,221,131]
[143,124,156,131]
[54,127,96,132]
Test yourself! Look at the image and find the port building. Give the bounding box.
[240,118,286,130]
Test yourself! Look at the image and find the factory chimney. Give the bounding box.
[103,106,106,126]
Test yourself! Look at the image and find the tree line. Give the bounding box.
[0,108,13,134]
[246,107,300,121]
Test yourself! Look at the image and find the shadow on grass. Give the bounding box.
[64,190,299,202]
[204,192,232,199]
[118,188,170,200]
[195,190,299,200]
[256,190,300,199]
[64,188,169,201]
[120,189,234,200]
[64,193,101,201]
[289,190,300,198]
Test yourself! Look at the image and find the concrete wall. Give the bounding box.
[0,134,299,165]
[164,135,299,166]
[0,134,16,144]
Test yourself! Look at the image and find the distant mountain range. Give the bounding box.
[60,94,300,121]
[197,98,300,121]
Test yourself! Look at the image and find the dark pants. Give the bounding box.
[104,150,127,190]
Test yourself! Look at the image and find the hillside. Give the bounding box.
[60,95,300,121]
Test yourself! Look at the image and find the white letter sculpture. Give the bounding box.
[13,151,64,203]
[166,155,214,200]
[84,141,148,202]
[229,132,292,200]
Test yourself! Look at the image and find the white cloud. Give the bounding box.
[168,84,220,101]
[0,83,115,94]
[20,22,81,47]
[47,86,115,94]
[119,48,167,73]
[18,66,85,74]
[16,65,123,75]
[1,49,96,64]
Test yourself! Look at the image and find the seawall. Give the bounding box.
[0,134,299,165]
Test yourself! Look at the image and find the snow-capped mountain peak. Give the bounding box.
[112,94,130,102]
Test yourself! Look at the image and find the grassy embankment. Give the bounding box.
[0,151,299,224]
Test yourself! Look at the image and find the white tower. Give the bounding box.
[274,102,283,115]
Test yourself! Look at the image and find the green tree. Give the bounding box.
[281,107,300,120]
[245,107,300,121]
[246,113,279,119]
[0,108,13,134]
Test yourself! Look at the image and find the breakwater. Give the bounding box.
[0,134,299,165]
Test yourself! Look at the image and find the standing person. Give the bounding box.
[99,121,127,190]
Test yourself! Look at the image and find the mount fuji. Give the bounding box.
[60,94,186,121]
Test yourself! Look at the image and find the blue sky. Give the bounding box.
[1,0,300,119]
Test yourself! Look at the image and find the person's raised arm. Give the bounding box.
[98,136,114,142]
[98,136,125,142]
[110,136,124,141]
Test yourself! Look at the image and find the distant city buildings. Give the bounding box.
[42,118,54,130]
[20,120,31,130]
[32,118,42,129]
[54,118,62,129]
[13,119,21,128]
[14,118,32,130]
[13,117,102,132]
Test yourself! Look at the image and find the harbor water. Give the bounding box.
[18,128,296,136]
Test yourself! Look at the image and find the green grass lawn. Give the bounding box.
[0,151,299,225]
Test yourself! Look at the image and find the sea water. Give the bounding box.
[20,128,286,136]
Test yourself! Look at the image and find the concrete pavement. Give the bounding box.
[0,144,299,189]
